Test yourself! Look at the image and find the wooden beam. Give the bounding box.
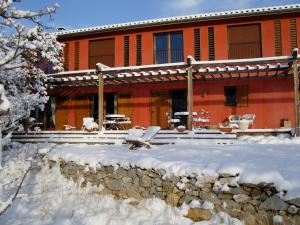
[292,49,299,136]
[187,64,193,131]
[98,71,104,132]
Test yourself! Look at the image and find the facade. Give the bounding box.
[46,4,300,130]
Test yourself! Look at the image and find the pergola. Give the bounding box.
[49,49,300,136]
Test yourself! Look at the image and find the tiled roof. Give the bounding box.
[57,4,300,37]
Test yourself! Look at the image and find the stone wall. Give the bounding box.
[49,160,300,224]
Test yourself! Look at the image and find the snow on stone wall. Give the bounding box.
[49,160,300,224]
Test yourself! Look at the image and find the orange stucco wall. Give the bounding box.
[52,13,300,129]
[49,76,295,129]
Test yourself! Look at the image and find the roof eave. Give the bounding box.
[56,7,300,39]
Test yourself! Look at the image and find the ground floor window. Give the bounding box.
[224,86,248,107]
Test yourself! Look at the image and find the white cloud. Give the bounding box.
[161,0,271,16]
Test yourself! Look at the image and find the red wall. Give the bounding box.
[59,14,300,69]
[49,77,295,129]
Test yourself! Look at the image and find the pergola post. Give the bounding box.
[292,48,299,136]
[96,64,104,132]
[187,56,194,131]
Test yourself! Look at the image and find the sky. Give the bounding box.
[17,0,300,31]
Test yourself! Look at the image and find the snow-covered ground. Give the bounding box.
[47,135,300,199]
[0,143,242,225]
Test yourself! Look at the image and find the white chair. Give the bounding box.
[125,126,161,150]
[241,114,255,128]
[166,112,180,129]
[228,115,242,125]
[82,117,98,131]
[193,109,210,129]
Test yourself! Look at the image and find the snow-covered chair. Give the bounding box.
[228,115,241,127]
[125,126,161,150]
[241,114,255,128]
[82,117,98,131]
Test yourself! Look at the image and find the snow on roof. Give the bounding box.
[56,4,300,37]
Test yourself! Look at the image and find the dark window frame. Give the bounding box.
[224,85,249,107]
[153,31,184,64]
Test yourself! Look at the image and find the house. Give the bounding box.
[44,4,300,131]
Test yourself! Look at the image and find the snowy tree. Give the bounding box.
[0,0,63,132]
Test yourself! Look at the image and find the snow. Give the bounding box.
[0,85,10,112]
[48,136,300,199]
[273,215,283,223]
[0,143,242,225]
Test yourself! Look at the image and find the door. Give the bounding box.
[151,91,169,129]
[55,97,69,130]
[75,96,91,129]
[118,93,133,128]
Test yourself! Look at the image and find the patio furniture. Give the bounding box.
[241,114,255,128]
[174,112,197,128]
[125,126,161,150]
[193,109,210,129]
[104,114,131,130]
[64,125,76,131]
[166,112,180,129]
[82,117,98,131]
[228,115,242,128]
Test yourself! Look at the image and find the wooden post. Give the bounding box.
[98,71,104,132]
[292,49,299,136]
[186,56,194,131]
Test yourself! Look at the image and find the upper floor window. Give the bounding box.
[228,24,262,59]
[89,39,115,69]
[154,32,183,64]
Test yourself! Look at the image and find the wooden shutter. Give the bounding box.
[63,42,69,71]
[136,34,142,66]
[124,36,129,66]
[228,24,262,59]
[89,39,115,68]
[290,19,298,51]
[274,20,282,56]
[208,27,215,60]
[236,86,248,107]
[194,28,200,61]
[74,41,80,70]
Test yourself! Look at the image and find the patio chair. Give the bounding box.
[82,117,99,131]
[193,109,210,129]
[241,114,255,128]
[166,112,180,129]
[228,114,242,127]
[125,126,161,150]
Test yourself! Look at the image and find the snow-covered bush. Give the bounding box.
[0,84,10,115]
[0,0,63,132]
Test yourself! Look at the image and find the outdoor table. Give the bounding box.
[173,112,197,127]
[104,114,130,130]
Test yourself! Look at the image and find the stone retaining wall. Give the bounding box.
[49,160,300,224]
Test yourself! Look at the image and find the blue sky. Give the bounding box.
[17,0,299,30]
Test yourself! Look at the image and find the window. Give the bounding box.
[194,28,200,61]
[228,24,262,59]
[89,39,115,69]
[63,42,69,71]
[208,27,215,60]
[124,36,129,66]
[136,35,142,66]
[290,19,298,51]
[224,86,248,107]
[74,41,80,70]
[274,20,282,56]
[154,32,183,64]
